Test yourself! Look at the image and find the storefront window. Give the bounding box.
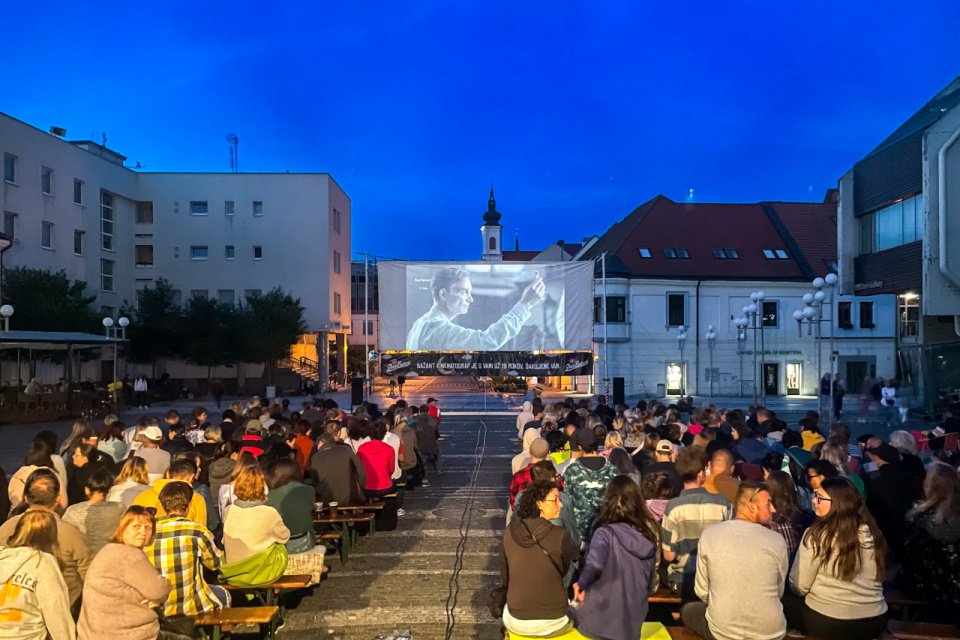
[666,363,685,395]
[899,295,920,339]
[786,363,802,396]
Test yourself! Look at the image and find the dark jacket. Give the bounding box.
[208,457,236,499]
[898,506,960,607]
[415,414,441,456]
[392,423,418,471]
[500,517,572,621]
[574,523,658,640]
[161,435,193,457]
[309,441,367,505]
[866,460,923,558]
[735,438,773,465]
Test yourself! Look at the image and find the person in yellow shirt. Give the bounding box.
[135,459,207,525]
[800,417,825,451]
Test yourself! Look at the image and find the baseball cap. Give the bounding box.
[534,385,543,391]
[571,428,597,449]
[143,426,163,441]
[656,440,674,454]
[529,438,550,459]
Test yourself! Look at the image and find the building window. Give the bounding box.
[225,245,235,260]
[136,202,154,224]
[666,362,685,395]
[663,248,689,259]
[41,222,53,249]
[217,289,235,305]
[761,300,779,327]
[100,191,114,251]
[362,321,374,335]
[872,195,922,252]
[225,200,235,215]
[135,244,154,267]
[351,271,380,313]
[190,201,208,215]
[191,290,208,300]
[3,211,16,239]
[763,249,790,259]
[859,301,875,329]
[101,259,115,292]
[333,250,341,273]
[190,246,209,260]
[3,154,15,183]
[667,293,686,327]
[637,248,652,258]
[171,289,182,306]
[898,295,920,338]
[253,245,263,260]
[74,179,83,205]
[334,292,342,314]
[593,296,626,323]
[73,230,84,255]
[244,289,262,301]
[41,167,53,195]
[333,209,341,233]
[859,213,874,254]
[838,301,853,329]
[712,248,739,259]
[253,201,263,216]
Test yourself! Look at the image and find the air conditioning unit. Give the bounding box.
[332,321,342,330]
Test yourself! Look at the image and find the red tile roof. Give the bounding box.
[501,250,540,262]
[765,201,838,278]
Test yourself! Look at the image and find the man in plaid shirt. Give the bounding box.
[510,439,559,509]
[145,482,230,615]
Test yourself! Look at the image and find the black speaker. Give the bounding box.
[351,376,364,406]
[613,377,625,406]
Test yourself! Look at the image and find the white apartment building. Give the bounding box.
[1,111,350,385]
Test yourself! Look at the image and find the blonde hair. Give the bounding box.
[233,461,268,501]
[9,510,59,554]
[605,432,623,449]
[109,505,156,546]
[115,456,150,486]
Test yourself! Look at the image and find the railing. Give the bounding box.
[278,356,320,380]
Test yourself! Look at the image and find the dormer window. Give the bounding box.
[638,248,652,258]
[663,247,689,259]
[712,248,739,259]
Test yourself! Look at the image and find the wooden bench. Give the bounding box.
[316,531,346,565]
[224,574,312,620]
[314,511,376,547]
[888,620,960,640]
[194,605,279,640]
[885,588,935,621]
[649,587,682,605]
[665,628,829,640]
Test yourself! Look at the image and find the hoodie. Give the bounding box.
[499,517,572,621]
[134,479,207,525]
[208,457,237,499]
[802,430,824,451]
[0,547,75,640]
[564,457,619,540]
[574,523,659,640]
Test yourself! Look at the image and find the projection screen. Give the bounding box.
[378,261,595,352]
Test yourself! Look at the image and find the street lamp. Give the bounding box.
[103,316,130,409]
[676,325,687,397]
[793,273,838,426]
[0,304,13,332]
[733,317,749,397]
[705,325,717,397]
[743,301,760,405]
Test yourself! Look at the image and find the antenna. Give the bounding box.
[102,133,108,148]
[225,134,239,173]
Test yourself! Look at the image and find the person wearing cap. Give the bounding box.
[555,432,582,476]
[510,439,557,510]
[564,428,618,541]
[427,397,442,424]
[864,443,920,561]
[661,446,733,597]
[645,440,683,497]
[522,384,543,405]
[133,426,171,482]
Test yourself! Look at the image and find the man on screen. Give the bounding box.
[407,267,545,351]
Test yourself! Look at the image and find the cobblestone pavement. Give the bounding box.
[280,412,514,640]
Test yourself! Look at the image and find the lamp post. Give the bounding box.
[103,316,129,409]
[734,317,748,397]
[743,302,759,405]
[793,273,838,426]
[751,291,768,406]
[0,304,12,332]
[705,325,717,397]
[677,325,687,397]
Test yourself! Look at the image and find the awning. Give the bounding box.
[0,330,125,350]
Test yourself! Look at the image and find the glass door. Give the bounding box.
[786,363,801,396]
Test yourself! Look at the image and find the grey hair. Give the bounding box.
[889,430,917,456]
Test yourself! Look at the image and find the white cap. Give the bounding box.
[143,426,163,441]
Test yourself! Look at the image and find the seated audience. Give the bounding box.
[661,445,732,597]
[573,476,660,640]
[161,422,193,456]
[607,447,641,486]
[107,456,152,507]
[564,428,618,540]
[135,458,207,525]
[77,506,172,640]
[801,418,824,451]
[208,440,242,499]
[9,439,68,512]
[785,478,888,640]
[68,442,114,506]
[499,480,573,637]
[358,421,398,498]
[642,439,683,495]
[765,469,813,559]
[0,468,91,609]
[240,421,267,457]
[642,471,676,523]
[510,438,555,510]
[133,425,172,481]
[864,443,921,561]
[820,440,865,498]
[266,458,326,584]
[97,421,128,463]
[221,462,290,586]
[681,481,788,640]
[145,481,229,615]
[310,429,367,505]
[63,468,126,554]
[703,448,740,504]
[0,510,75,640]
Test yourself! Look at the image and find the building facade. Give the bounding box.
[1,111,351,384]
[837,75,960,411]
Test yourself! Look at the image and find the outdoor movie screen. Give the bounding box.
[377,261,594,353]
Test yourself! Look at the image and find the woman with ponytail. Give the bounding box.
[572,475,660,640]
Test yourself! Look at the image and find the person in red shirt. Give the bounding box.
[292,420,315,472]
[357,421,397,498]
[427,398,442,425]
[240,423,265,457]
[510,438,561,509]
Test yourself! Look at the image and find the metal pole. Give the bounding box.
[601,253,608,397]
[679,338,685,397]
[709,341,714,398]
[113,338,119,410]
[738,331,744,398]
[815,304,822,424]
[364,254,370,399]
[752,314,758,405]
[759,312,766,407]
[828,290,836,429]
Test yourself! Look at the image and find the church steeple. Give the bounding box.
[483,187,502,226]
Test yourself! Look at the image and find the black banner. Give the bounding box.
[380,352,594,377]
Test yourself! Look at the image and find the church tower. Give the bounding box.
[481,187,503,262]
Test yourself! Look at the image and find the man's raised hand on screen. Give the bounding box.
[520,273,546,309]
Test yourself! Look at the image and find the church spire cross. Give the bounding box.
[483,187,502,226]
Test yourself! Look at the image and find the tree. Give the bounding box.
[241,288,307,383]
[123,278,183,374]
[2,266,99,333]
[177,296,242,378]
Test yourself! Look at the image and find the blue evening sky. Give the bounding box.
[3,1,959,260]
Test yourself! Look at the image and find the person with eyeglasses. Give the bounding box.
[784,478,888,640]
[499,480,573,637]
[681,480,788,640]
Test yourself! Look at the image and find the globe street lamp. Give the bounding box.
[0,304,13,332]
[677,326,687,397]
[793,273,838,426]
[705,325,717,397]
[734,317,749,398]
[743,302,759,405]
[103,316,131,409]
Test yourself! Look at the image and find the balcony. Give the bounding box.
[593,323,631,343]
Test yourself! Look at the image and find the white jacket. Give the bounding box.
[0,547,75,640]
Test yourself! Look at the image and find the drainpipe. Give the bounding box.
[937,126,960,336]
[695,280,701,398]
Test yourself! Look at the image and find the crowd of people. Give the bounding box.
[0,395,444,640]
[501,394,960,640]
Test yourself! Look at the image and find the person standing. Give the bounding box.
[681,481,788,640]
[133,375,148,409]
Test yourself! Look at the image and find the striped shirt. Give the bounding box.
[145,516,223,616]
[661,487,733,592]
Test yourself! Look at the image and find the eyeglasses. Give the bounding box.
[812,493,832,504]
[540,497,562,504]
[807,472,822,480]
